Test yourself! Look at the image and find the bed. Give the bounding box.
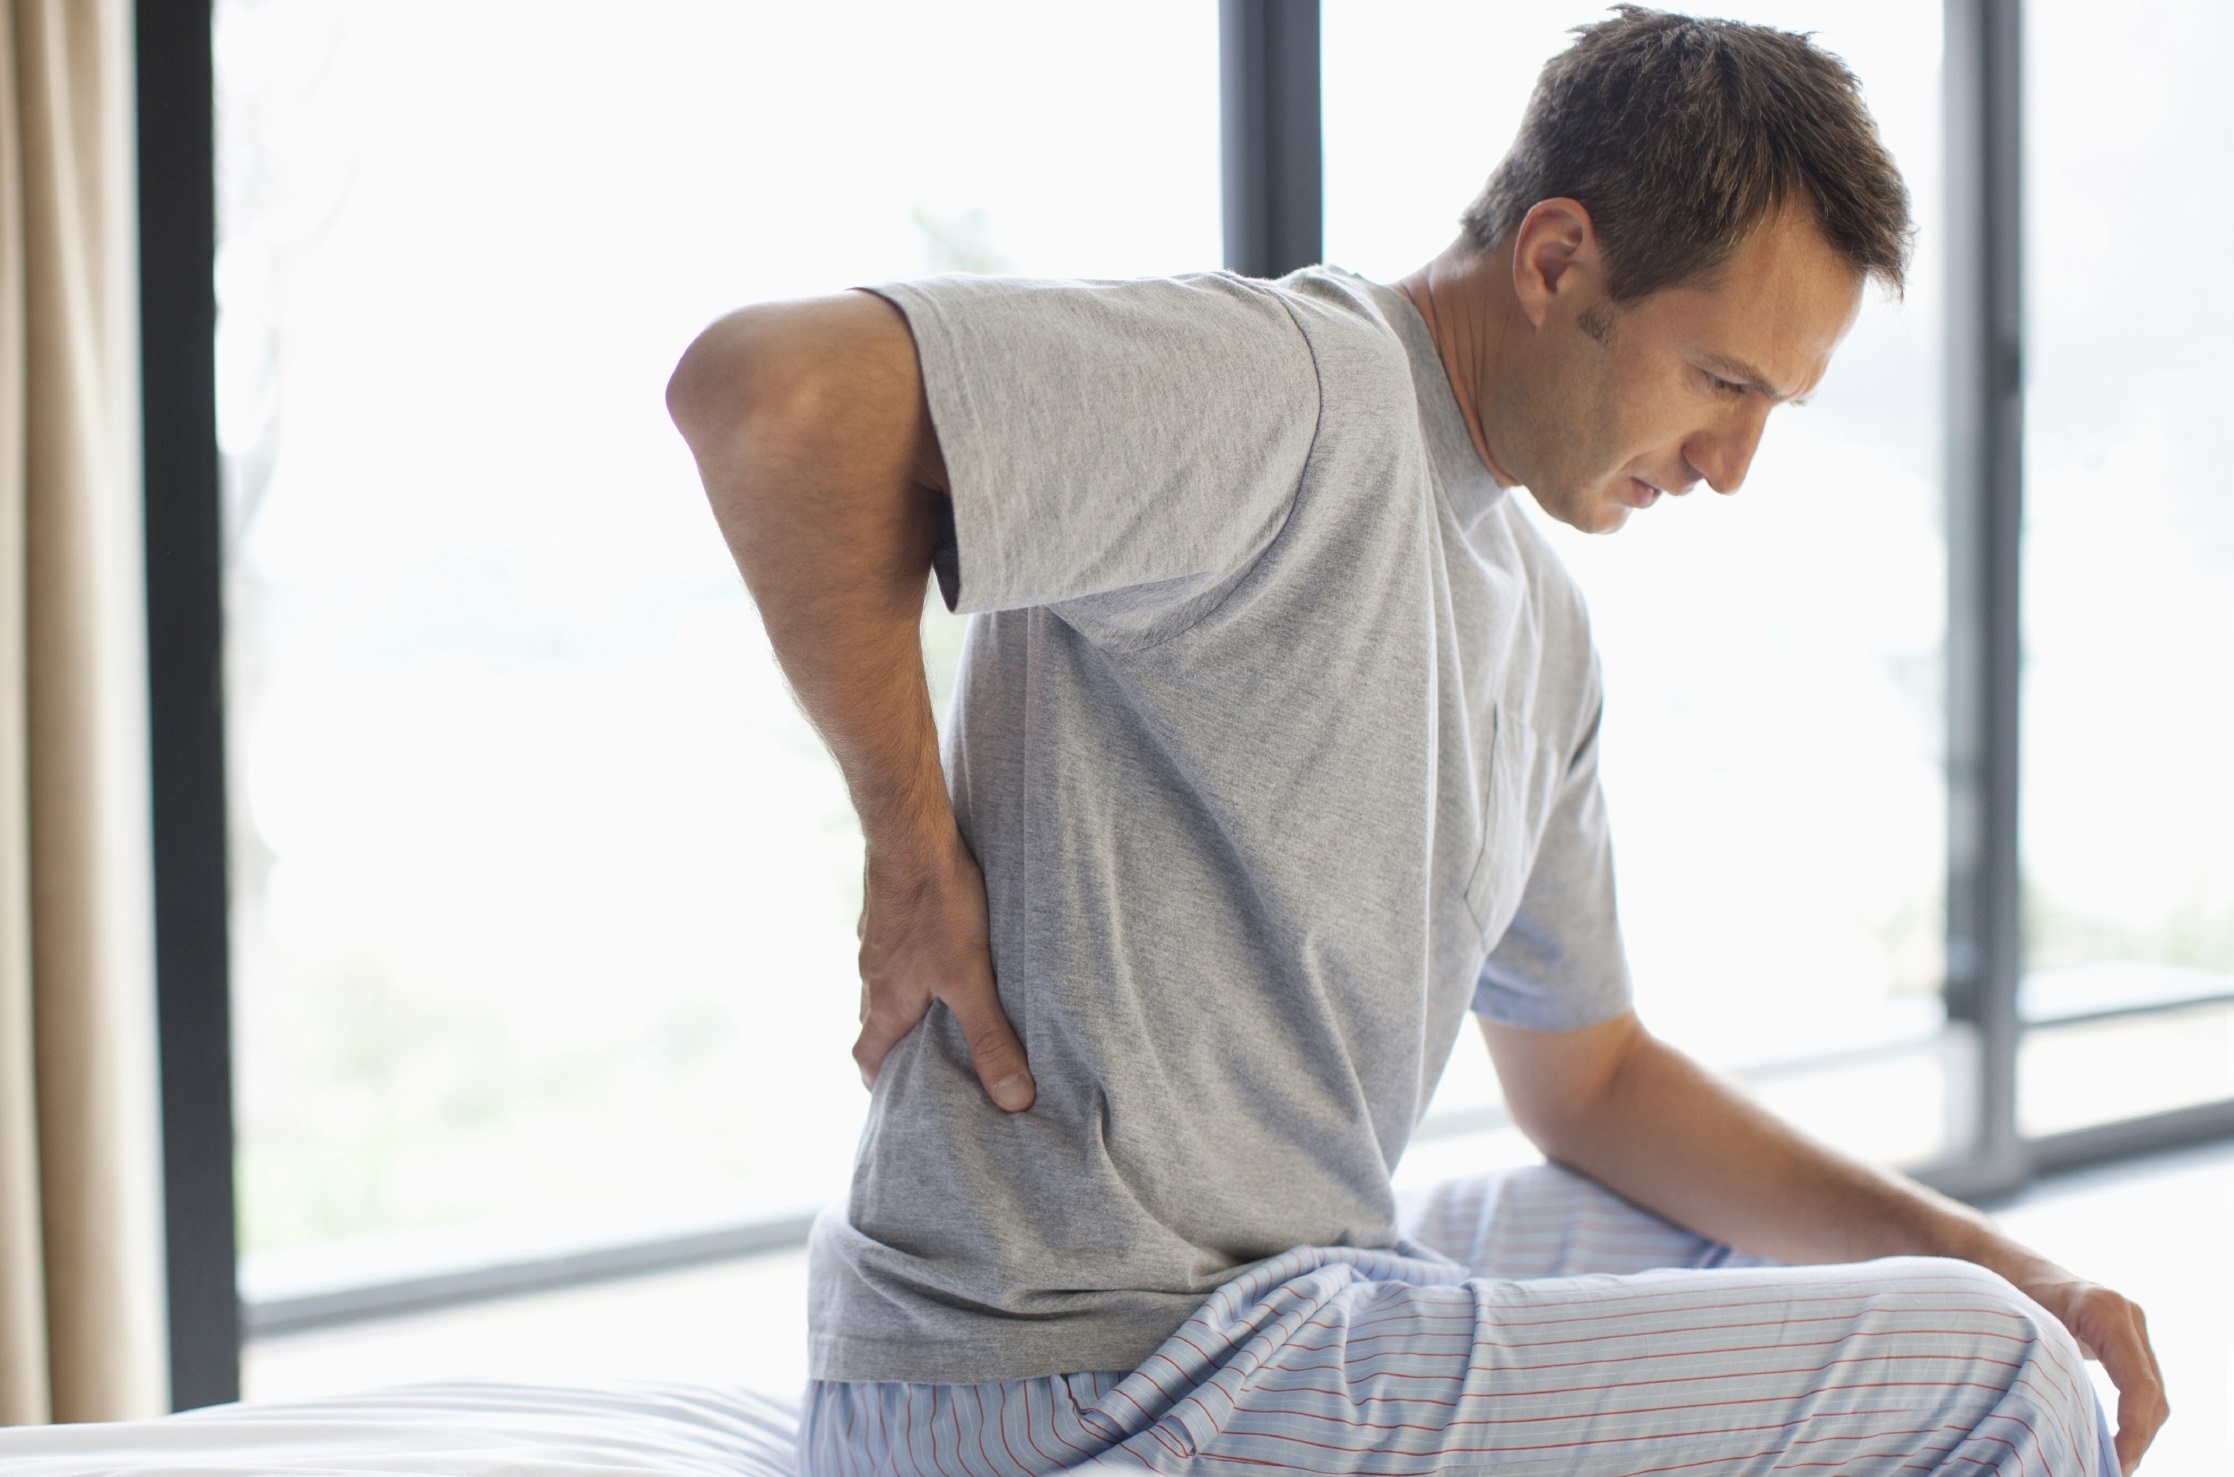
[0,1380,801,1476]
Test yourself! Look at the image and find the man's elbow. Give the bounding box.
[1503,1088,1590,1166]
[666,307,780,457]
[665,293,932,534]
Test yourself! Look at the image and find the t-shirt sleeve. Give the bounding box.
[866,274,1320,627]
[1472,686,1635,1031]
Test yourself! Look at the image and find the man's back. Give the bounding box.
[808,268,1629,1384]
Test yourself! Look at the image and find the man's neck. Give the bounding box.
[1394,239,1522,489]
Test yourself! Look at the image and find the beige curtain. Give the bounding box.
[0,0,166,1424]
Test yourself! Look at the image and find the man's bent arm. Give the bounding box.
[1483,1011,2166,1472]
[666,293,1034,1110]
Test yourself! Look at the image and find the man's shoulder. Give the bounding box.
[877,266,1411,380]
[876,268,1303,330]
[874,270,1328,403]
[1266,266,1417,354]
[1236,267,1435,434]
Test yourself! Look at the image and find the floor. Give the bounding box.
[245,1136,2234,1474]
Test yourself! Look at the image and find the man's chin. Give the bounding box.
[1553,493,1633,536]
[1529,480,1636,535]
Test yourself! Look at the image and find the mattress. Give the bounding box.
[0,1380,800,1477]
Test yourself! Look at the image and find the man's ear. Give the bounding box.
[1509,198,1604,329]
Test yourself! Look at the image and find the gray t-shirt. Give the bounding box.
[807,266,1631,1385]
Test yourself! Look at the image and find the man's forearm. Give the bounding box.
[1483,1013,2057,1278]
[1533,1024,2016,1270]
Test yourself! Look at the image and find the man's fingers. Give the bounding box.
[852,997,922,1090]
[945,975,1035,1112]
[2092,1298,2168,1475]
[855,830,1020,1103]
[2114,1369,2167,1476]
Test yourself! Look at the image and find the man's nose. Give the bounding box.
[1687,404,1770,495]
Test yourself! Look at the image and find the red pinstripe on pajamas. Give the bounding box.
[802,1164,2116,1476]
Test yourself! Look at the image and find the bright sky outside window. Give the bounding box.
[2017,0,2234,1134]
[215,0,1217,1302]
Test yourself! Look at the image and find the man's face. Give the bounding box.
[1505,209,1865,535]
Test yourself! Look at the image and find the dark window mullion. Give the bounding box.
[1941,0,2027,1197]
[137,0,240,1411]
[1220,0,1321,278]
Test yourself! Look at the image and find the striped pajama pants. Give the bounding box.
[801,1164,2116,1476]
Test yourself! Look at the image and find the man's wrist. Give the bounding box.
[848,737,957,849]
[1924,1201,2069,1297]
[860,801,968,884]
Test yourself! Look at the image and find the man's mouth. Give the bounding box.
[1618,477,1664,509]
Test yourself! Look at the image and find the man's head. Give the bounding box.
[1464,6,1912,305]
[1413,8,1912,534]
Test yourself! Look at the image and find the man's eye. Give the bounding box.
[1707,373,1744,395]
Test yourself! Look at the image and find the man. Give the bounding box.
[670,10,2166,1474]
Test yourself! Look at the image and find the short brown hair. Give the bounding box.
[1461,6,1913,301]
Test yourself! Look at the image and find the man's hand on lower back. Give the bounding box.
[2006,1262,2168,1474]
[852,827,1035,1112]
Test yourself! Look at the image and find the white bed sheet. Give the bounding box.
[0,1380,800,1477]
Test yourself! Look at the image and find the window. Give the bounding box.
[2018,0,2234,1135]
[215,0,1217,1313]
